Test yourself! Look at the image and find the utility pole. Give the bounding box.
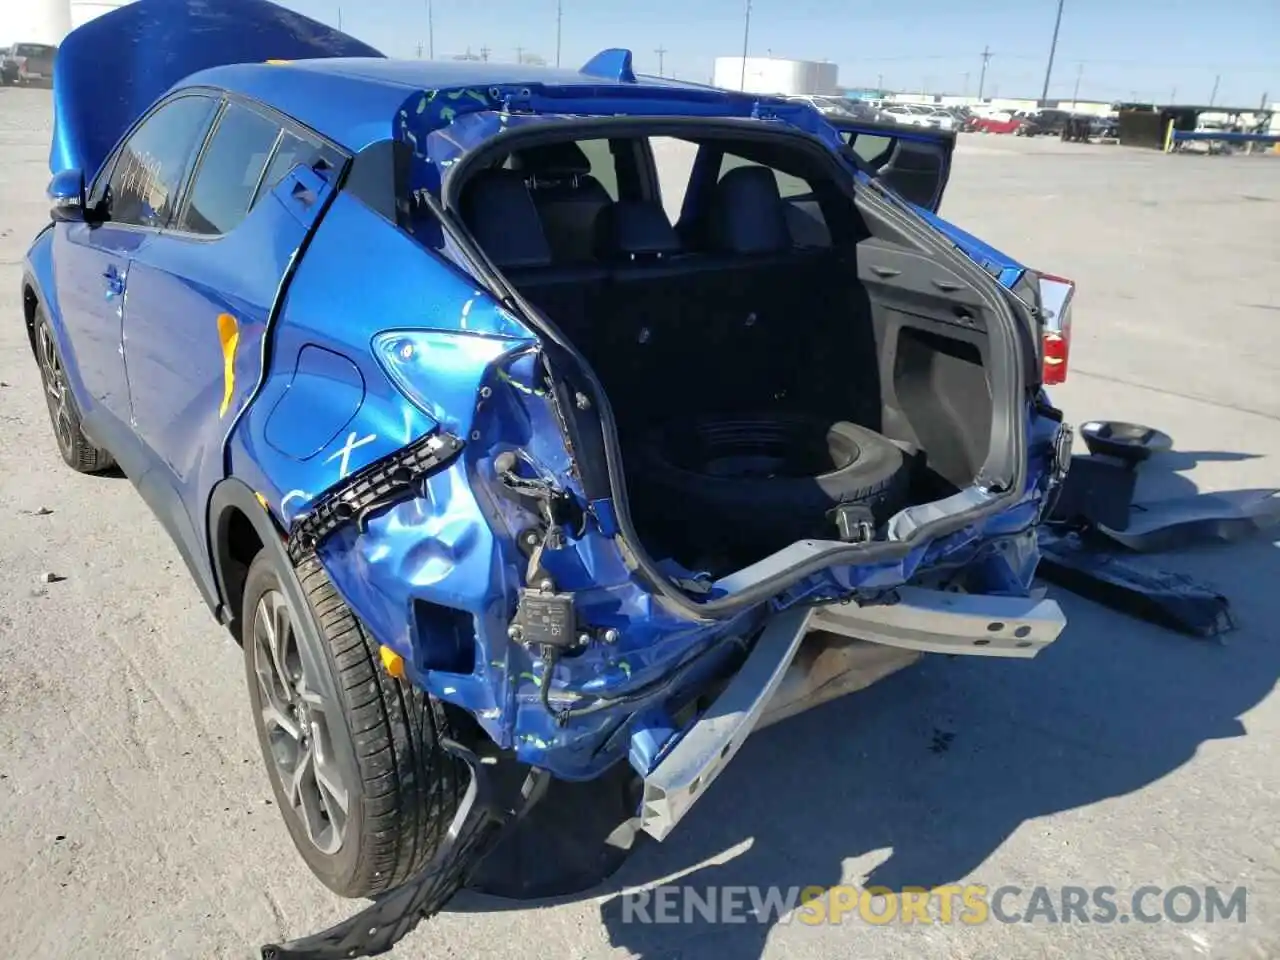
[1209,74,1220,106]
[555,0,562,67]
[655,45,667,77]
[977,45,992,100]
[1039,0,1065,106]
[480,45,490,61]
[416,42,423,59]
[516,45,525,64]
[1169,86,1177,104]
[739,0,752,91]
[877,73,883,92]
[426,0,434,59]
[337,5,342,30]
[1072,62,1082,104]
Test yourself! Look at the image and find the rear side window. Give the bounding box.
[177,101,280,236]
[104,95,217,229]
[257,129,340,201]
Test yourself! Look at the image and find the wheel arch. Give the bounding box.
[22,279,40,357]
[208,477,296,645]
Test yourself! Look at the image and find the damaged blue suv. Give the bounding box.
[23,1,1075,954]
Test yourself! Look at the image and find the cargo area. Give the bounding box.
[457,129,1001,575]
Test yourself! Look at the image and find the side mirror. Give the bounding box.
[47,168,86,223]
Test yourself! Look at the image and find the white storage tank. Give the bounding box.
[713,56,839,96]
[70,0,137,30]
[0,0,71,46]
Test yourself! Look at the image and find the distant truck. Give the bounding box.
[1,43,58,86]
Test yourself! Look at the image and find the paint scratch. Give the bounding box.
[324,431,377,479]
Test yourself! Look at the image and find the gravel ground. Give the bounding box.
[1,85,1278,959]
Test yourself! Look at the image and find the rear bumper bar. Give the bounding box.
[640,587,1066,840]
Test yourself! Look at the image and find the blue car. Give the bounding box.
[23,0,1076,951]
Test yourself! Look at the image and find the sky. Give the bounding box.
[275,0,1278,107]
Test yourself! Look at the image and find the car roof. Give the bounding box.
[178,57,730,154]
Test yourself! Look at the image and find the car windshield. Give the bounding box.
[14,44,53,56]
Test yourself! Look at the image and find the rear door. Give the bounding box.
[52,92,219,427]
[123,95,343,520]
[828,118,955,212]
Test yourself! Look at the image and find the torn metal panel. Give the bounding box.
[1038,529,1235,638]
[1096,488,1280,553]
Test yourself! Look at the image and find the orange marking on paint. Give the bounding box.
[216,312,239,418]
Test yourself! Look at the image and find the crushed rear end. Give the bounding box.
[274,72,1075,812]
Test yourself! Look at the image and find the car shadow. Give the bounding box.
[451,452,1280,960]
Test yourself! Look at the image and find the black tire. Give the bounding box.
[630,415,911,554]
[242,551,463,898]
[32,306,115,473]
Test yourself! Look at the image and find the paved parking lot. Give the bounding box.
[1,85,1278,959]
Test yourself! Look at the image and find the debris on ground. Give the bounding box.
[1037,421,1279,638]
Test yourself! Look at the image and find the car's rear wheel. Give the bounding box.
[32,307,115,473]
[242,551,463,898]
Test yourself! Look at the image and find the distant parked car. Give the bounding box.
[880,104,941,128]
[1089,114,1119,140]
[1,42,57,86]
[1017,109,1073,136]
[969,111,1021,134]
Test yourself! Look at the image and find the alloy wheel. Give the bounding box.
[35,321,74,457]
[251,589,351,855]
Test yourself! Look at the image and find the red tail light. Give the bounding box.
[1035,273,1075,385]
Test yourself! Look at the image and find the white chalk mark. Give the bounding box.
[324,431,377,479]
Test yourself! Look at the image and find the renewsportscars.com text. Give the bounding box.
[617,884,1248,926]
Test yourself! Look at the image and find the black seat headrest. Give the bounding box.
[594,202,682,259]
[511,141,594,177]
[710,165,793,255]
[460,169,552,269]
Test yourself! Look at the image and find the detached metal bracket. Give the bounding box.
[261,743,550,960]
[286,430,464,563]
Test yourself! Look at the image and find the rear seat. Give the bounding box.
[592,167,838,421]
[461,164,843,425]
[460,168,606,351]
[509,142,615,265]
